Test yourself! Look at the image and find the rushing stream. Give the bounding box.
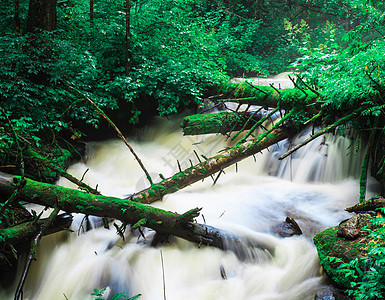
[5,116,379,299]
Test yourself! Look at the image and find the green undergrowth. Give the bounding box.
[91,288,141,300]
[314,210,385,299]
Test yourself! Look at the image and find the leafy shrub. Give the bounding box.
[91,288,141,300]
[327,209,385,299]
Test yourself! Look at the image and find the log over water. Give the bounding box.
[0,172,273,259]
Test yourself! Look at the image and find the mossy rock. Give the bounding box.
[313,215,376,289]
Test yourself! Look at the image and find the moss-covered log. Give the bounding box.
[214,81,321,112]
[0,213,72,247]
[0,172,272,256]
[132,126,290,204]
[180,111,261,135]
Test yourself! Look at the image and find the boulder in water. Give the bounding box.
[272,216,302,237]
[314,286,350,300]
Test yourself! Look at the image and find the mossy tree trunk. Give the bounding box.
[181,111,262,135]
[132,126,290,204]
[0,172,268,254]
[214,81,321,112]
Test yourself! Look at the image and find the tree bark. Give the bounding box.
[0,172,272,256]
[26,0,57,32]
[180,111,262,135]
[131,126,290,204]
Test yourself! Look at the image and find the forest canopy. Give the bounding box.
[1,0,384,147]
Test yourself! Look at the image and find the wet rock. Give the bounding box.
[313,219,377,290]
[314,286,350,300]
[273,217,302,237]
[337,213,372,240]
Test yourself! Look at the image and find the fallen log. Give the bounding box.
[214,81,321,112]
[131,126,290,204]
[180,111,262,135]
[0,213,73,248]
[0,172,273,257]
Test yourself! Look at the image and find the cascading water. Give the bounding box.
[3,116,378,300]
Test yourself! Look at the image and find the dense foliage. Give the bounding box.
[292,0,385,116]
[327,209,385,299]
[1,0,385,298]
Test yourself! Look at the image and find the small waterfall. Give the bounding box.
[265,126,369,184]
[2,117,377,300]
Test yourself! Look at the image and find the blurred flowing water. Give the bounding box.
[4,116,379,300]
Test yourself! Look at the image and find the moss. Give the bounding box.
[132,218,147,230]
[181,111,246,135]
[313,225,371,289]
[199,168,207,175]
[149,184,168,198]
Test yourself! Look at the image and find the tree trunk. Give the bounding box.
[181,111,262,135]
[15,0,21,33]
[0,213,72,248]
[26,0,57,32]
[0,172,272,256]
[125,0,131,76]
[90,0,94,39]
[214,81,321,113]
[131,126,290,204]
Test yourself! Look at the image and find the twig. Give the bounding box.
[80,168,89,182]
[231,107,263,141]
[160,250,166,300]
[288,75,308,97]
[304,111,322,126]
[269,83,281,94]
[194,150,214,182]
[251,109,295,146]
[279,108,363,160]
[212,170,224,186]
[14,207,60,300]
[26,148,99,194]
[237,108,279,144]
[244,81,268,95]
[67,85,153,186]
[297,75,320,96]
